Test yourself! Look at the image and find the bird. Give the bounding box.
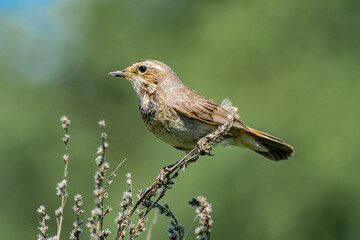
[108,60,294,161]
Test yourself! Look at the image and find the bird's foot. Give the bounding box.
[197,138,214,156]
[156,166,171,187]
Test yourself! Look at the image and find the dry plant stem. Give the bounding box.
[57,143,68,239]
[57,116,71,240]
[70,194,84,240]
[189,196,213,240]
[95,121,110,239]
[56,176,67,239]
[114,110,237,240]
[97,133,106,235]
[37,205,50,240]
[128,173,134,233]
[76,214,80,240]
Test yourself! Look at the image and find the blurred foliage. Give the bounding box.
[1,0,360,239]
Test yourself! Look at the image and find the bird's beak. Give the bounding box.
[108,70,135,78]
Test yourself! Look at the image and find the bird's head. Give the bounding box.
[109,60,180,97]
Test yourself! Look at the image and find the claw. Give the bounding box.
[197,138,213,156]
[156,167,171,187]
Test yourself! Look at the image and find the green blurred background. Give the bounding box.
[1,0,360,239]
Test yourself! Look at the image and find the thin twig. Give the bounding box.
[145,212,158,240]
[104,158,127,192]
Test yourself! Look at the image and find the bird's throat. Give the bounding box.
[139,92,158,122]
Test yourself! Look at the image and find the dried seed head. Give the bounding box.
[37,205,46,215]
[62,154,69,163]
[191,196,213,239]
[98,120,106,128]
[126,173,132,186]
[60,116,71,129]
[105,206,112,214]
[56,179,67,196]
[96,146,104,155]
[55,207,62,217]
[101,132,108,139]
[62,134,70,144]
[74,194,82,202]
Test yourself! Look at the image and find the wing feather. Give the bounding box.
[167,88,245,129]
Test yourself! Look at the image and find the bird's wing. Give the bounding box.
[168,88,245,129]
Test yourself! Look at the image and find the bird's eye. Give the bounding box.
[139,66,147,73]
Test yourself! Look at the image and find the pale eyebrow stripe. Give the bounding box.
[146,62,164,71]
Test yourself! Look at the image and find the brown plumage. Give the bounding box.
[109,60,294,161]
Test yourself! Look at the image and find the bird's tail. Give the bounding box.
[238,127,294,161]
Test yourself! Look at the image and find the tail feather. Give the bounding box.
[241,127,294,161]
